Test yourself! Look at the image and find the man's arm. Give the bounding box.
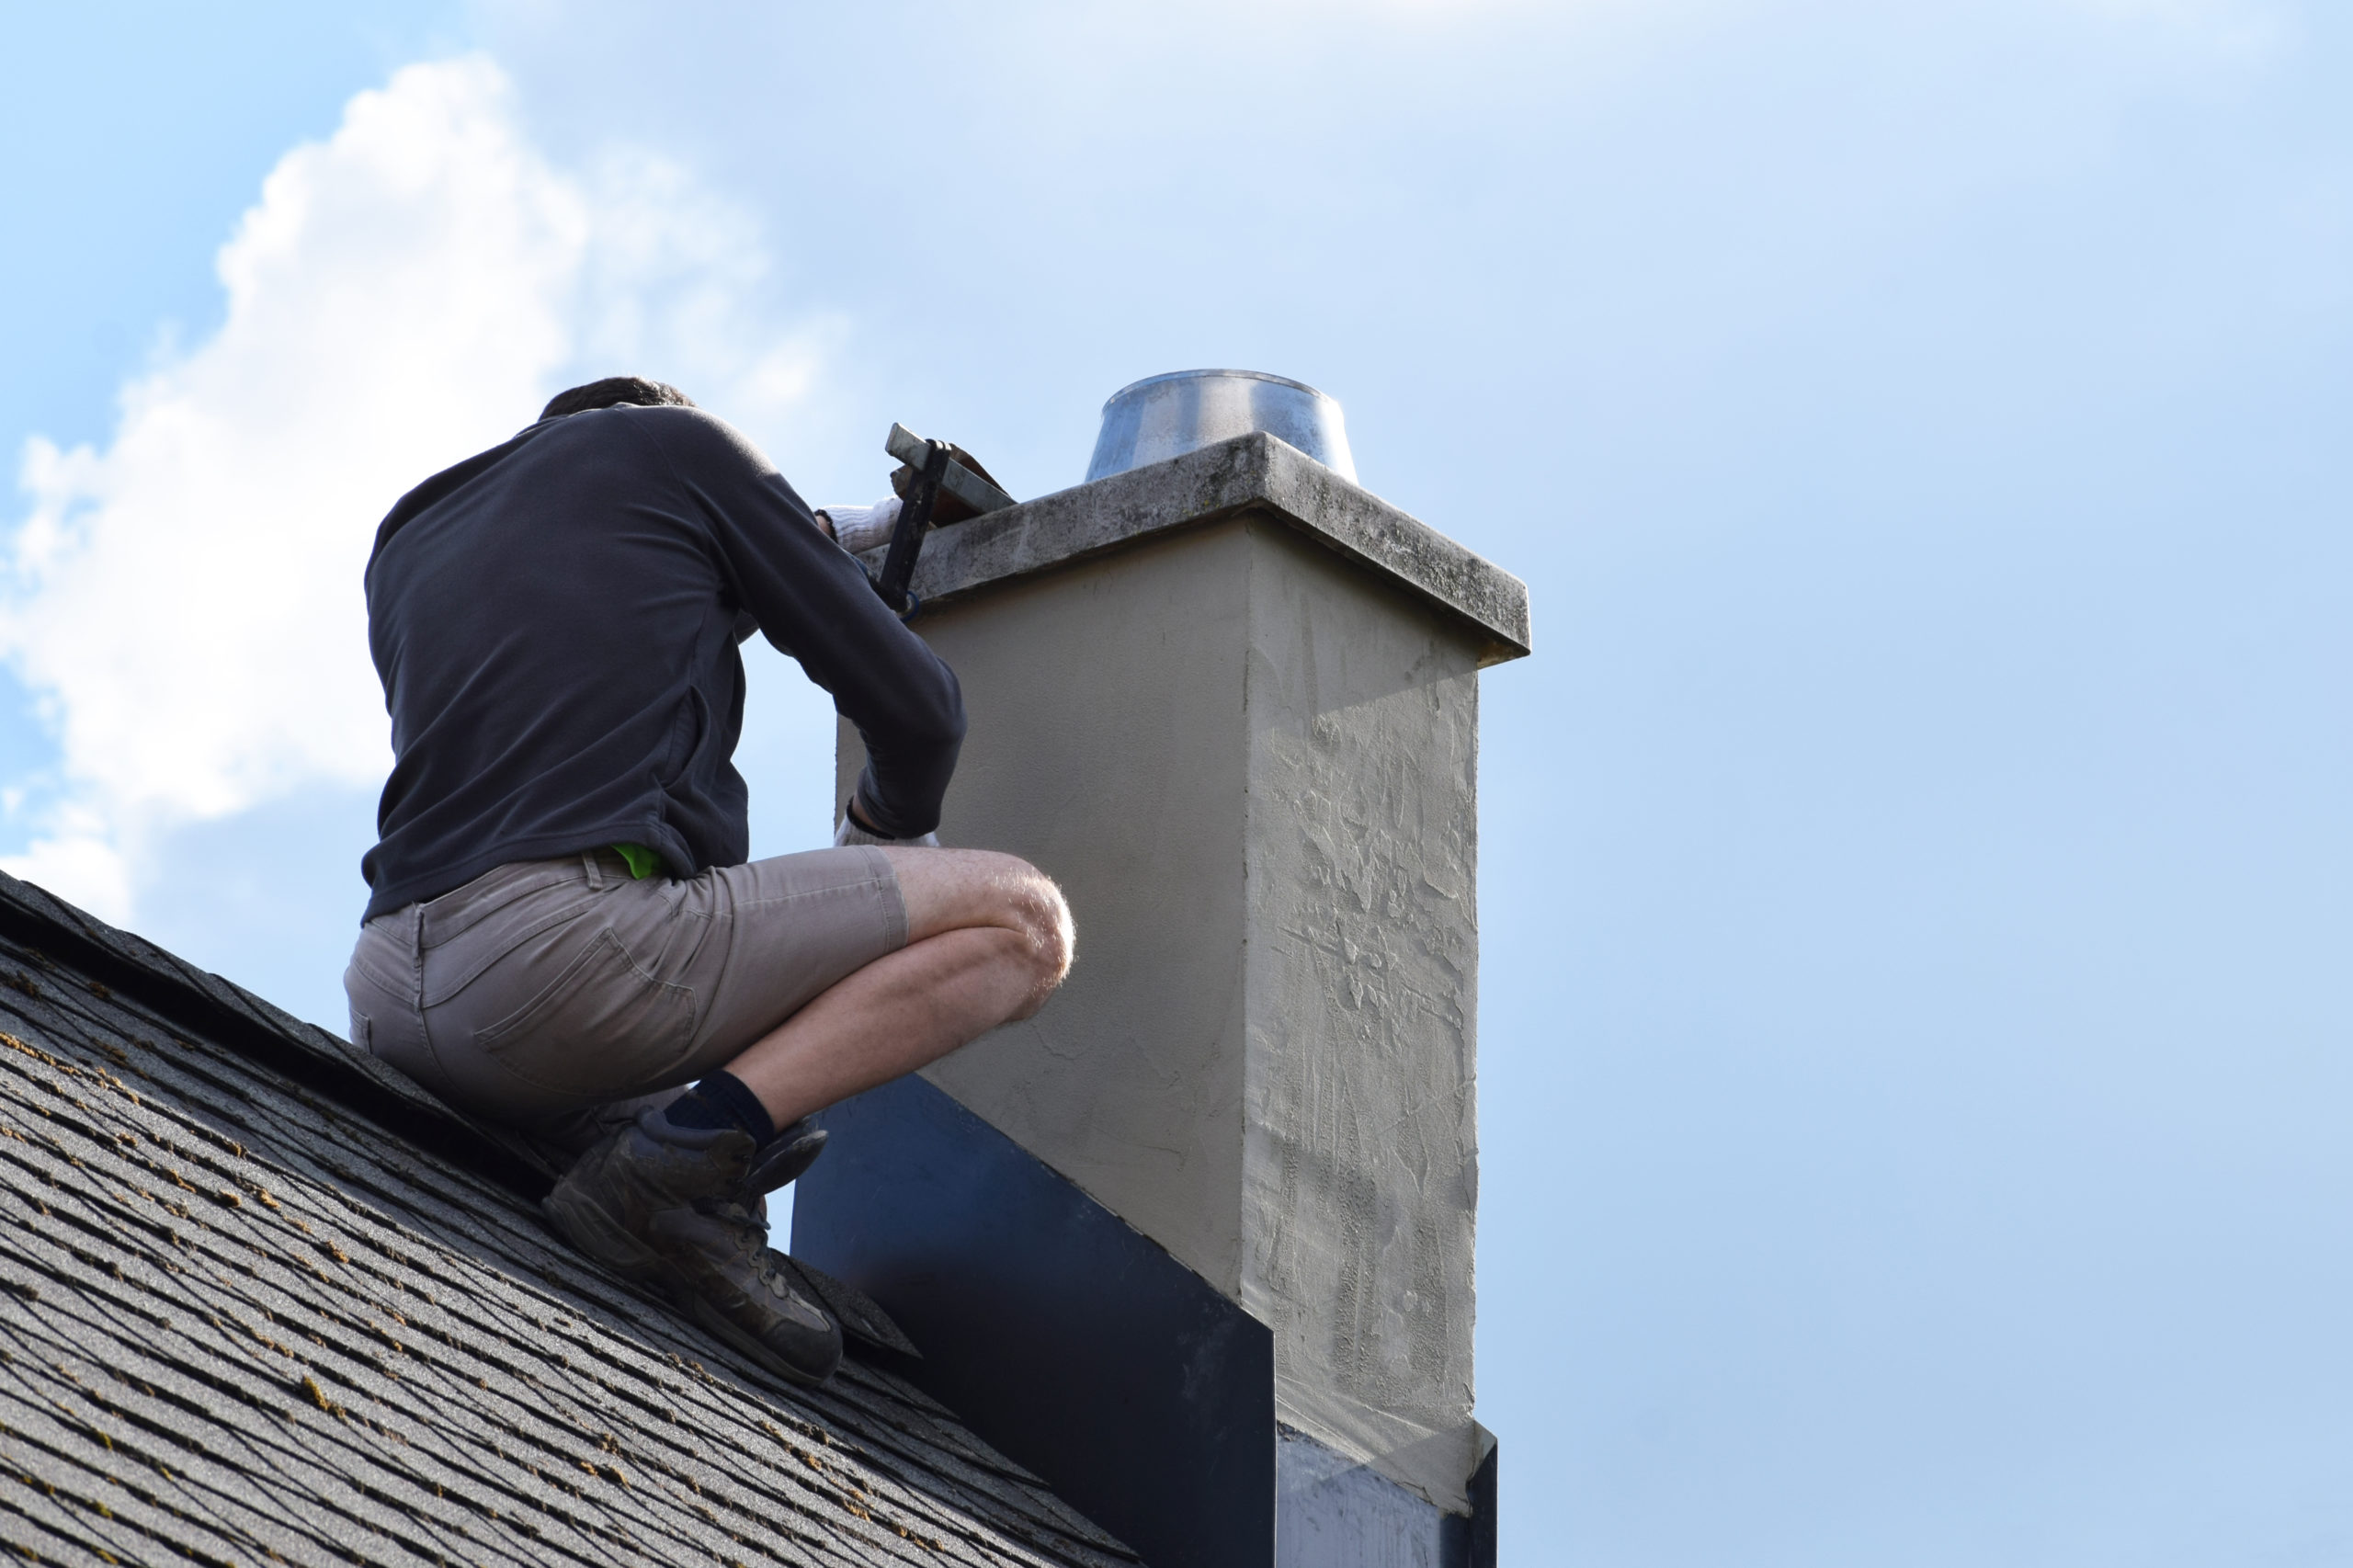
[636,408,966,840]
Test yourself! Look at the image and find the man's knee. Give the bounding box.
[1001,867,1074,1018]
[880,846,1075,1009]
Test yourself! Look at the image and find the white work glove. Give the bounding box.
[835,811,940,849]
[814,495,902,555]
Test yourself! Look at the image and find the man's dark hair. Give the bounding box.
[539,377,696,423]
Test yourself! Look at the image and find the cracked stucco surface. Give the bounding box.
[1240,525,1481,1510]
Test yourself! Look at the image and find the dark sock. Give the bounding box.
[665,1070,776,1143]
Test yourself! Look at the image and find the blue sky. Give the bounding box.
[6,2,2351,1562]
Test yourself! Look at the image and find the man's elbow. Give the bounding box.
[915,693,968,756]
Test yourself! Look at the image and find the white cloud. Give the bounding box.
[0,55,824,922]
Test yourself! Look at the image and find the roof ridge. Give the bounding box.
[0,868,556,1197]
[0,868,923,1361]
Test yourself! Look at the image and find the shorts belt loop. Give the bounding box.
[582,849,604,892]
[407,904,426,1012]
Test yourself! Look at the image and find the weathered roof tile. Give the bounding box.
[0,870,1138,1568]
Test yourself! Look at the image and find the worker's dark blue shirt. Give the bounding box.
[358,403,964,922]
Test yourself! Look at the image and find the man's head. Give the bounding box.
[539,377,696,423]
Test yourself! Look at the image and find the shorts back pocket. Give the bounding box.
[472,926,696,1101]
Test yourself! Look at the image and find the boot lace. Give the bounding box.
[698,1194,814,1306]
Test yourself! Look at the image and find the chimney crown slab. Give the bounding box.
[877,430,1531,667]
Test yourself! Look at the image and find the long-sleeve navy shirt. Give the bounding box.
[358,403,965,922]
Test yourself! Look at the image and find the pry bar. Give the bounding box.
[884,423,1017,516]
[871,423,1016,617]
[875,437,949,616]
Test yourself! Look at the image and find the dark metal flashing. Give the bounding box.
[796,1072,1279,1568]
[1468,1437,1498,1568]
[1275,1426,1497,1568]
[0,869,1135,1567]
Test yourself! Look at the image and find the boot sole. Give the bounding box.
[543,1177,837,1386]
[685,1294,838,1389]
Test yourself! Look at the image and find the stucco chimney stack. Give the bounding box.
[795,428,1530,1568]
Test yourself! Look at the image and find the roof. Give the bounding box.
[0,867,1139,1568]
[859,433,1532,667]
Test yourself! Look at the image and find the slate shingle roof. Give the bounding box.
[0,869,1137,1568]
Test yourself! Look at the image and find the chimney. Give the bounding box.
[794,421,1530,1568]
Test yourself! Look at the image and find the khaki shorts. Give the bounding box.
[344,846,906,1147]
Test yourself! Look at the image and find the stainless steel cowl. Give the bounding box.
[1085,369,1357,483]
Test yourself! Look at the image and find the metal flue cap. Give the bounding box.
[1085,369,1357,484]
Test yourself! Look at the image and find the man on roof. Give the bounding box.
[345,376,1074,1388]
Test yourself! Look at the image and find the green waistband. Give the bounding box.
[610,843,662,880]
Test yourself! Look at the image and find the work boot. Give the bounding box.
[542,1106,843,1386]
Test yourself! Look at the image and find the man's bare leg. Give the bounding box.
[540,847,1067,1386]
[721,847,1074,1129]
